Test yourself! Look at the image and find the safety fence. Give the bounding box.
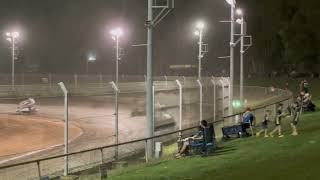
[0,81,293,180]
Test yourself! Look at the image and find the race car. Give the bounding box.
[16,98,37,114]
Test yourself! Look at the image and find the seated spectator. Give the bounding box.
[302,93,316,112]
[175,120,208,158]
[241,107,255,136]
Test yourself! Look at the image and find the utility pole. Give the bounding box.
[198,27,203,80]
[146,0,174,159]
[11,37,15,90]
[110,28,122,159]
[146,0,154,158]
[229,3,235,113]
[5,32,19,90]
[239,13,244,103]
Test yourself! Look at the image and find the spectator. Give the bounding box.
[290,102,300,136]
[241,107,255,136]
[175,120,208,158]
[256,110,271,137]
[270,103,285,137]
[302,79,309,93]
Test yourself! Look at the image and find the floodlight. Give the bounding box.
[236,19,243,24]
[236,9,243,15]
[110,28,123,37]
[194,31,200,36]
[196,22,205,30]
[88,55,96,62]
[5,32,11,37]
[225,0,236,6]
[12,32,19,38]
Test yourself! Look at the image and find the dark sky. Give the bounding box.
[0,0,235,76]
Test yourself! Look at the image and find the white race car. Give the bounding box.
[16,98,37,114]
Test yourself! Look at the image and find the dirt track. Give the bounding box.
[0,96,147,165]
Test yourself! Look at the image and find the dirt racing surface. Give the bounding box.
[0,95,148,165]
[0,115,82,159]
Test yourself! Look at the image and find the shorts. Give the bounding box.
[190,140,204,147]
[261,124,268,129]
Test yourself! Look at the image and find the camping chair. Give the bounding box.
[189,123,215,156]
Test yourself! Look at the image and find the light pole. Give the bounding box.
[110,27,123,159]
[86,53,96,75]
[236,9,245,103]
[5,31,19,90]
[146,0,154,159]
[225,0,236,113]
[194,22,205,80]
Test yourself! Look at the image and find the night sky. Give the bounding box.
[0,0,247,76]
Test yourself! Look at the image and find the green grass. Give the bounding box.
[108,78,320,180]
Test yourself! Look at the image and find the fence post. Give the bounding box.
[99,74,103,87]
[182,76,186,85]
[221,77,231,115]
[57,82,69,176]
[197,80,203,122]
[145,140,149,163]
[211,79,216,122]
[164,76,168,88]
[74,74,78,88]
[219,79,225,118]
[37,161,41,179]
[110,81,120,160]
[100,148,104,164]
[176,80,183,139]
[48,74,52,90]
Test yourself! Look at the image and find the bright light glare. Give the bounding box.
[225,0,236,6]
[236,9,243,15]
[88,53,97,61]
[6,37,12,42]
[5,31,19,38]
[194,31,200,36]
[110,28,123,37]
[88,56,96,61]
[236,19,243,24]
[196,22,205,30]
[12,32,19,38]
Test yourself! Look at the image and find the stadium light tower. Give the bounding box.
[225,0,236,112]
[194,21,205,80]
[110,27,123,159]
[5,31,20,90]
[236,8,245,103]
[86,53,96,75]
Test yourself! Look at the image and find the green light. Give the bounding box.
[232,100,242,108]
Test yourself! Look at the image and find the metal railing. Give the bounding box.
[0,87,293,180]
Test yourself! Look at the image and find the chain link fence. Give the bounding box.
[0,75,292,180]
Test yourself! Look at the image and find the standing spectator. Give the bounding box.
[270,104,285,138]
[302,79,309,93]
[290,102,300,136]
[241,108,255,136]
[256,110,271,137]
